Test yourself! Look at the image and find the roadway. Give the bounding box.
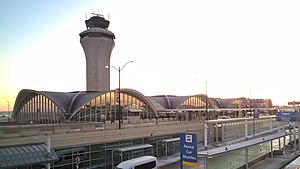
[160,161,179,169]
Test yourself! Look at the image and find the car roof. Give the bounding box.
[117,156,156,168]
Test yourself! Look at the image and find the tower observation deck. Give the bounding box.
[80,14,115,91]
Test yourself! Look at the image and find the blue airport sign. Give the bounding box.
[95,123,104,129]
[276,112,300,122]
[253,109,259,118]
[180,132,197,167]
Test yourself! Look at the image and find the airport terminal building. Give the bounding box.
[8,87,275,169]
[13,89,272,124]
[1,15,277,169]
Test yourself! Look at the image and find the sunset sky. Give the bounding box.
[1,0,300,111]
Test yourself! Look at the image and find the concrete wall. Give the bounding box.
[0,121,204,149]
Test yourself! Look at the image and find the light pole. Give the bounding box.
[249,88,256,137]
[205,80,208,120]
[106,61,133,129]
[194,79,209,120]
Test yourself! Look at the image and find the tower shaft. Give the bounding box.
[80,16,115,91]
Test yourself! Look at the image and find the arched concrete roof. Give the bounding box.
[121,88,159,115]
[13,89,160,120]
[149,94,217,109]
[209,98,223,108]
[214,98,237,108]
[12,89,72,120]
[212,97,273,109]
[65,91,105,119]
[148,95,173,110]
[68,88,160,119]
[13,89,273,121]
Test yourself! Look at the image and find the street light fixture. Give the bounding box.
[106,61,133,129]
[250,88,255,137]
[194,79,209,121]
[205,80,208,120]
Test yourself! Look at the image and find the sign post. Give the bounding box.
[180,132,198,168]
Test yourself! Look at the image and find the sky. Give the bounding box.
[1,0,300,111]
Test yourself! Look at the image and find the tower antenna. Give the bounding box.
[91,12,104,17]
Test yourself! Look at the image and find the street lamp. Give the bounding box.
[249,88,255,137]
[106,61,133,129]
[194,79,209,121]
[205,80,208,120]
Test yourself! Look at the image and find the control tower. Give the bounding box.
[79,14,115,91]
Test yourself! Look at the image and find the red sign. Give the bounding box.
[288,101,300,105]
[115,89,120,104]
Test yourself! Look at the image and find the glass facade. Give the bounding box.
[13,90,275,125]
[155,138,180,158]
[177,96,211,109]
[15,94,65,123]
[228,98,272,109]
[207,117,279,143]
[70,92,155,123]
[112,145,153,168]
[204,141,271,169]
[52,134,179,169]
[14,91,156,124]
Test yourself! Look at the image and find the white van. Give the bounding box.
[116,156,159,169]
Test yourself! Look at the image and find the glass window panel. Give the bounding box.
[91,158,106,168]
[91,144,105,151]
[132,149,143,158]
[132,138,143,145]
[79,161,90,168]
[120,140,132,148]
[106,142,119,149]
[144,147,152,156]
[122,151,132,161]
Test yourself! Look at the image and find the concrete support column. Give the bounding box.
[293,122,296,152]
[165,142,168,157]
[215,123,219,143]
[279,138,281,151]
[283,136,286,155]
[298,123,300,151]
[245,147,248,169]
[269,117,273,132]
[245,119,248,138]
[221,123,224,142]
[271,140,273,158]
[47,136,51,169]
[204,123,208,148]
[289,131,292,146]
